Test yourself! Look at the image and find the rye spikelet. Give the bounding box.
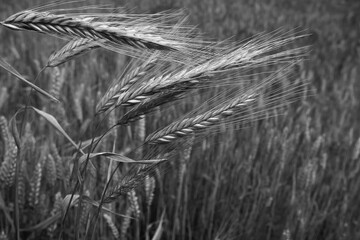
[44,154,56,187]
[111,30,308,108]
[103,213,120,239]
[1,9,209,62]
[49,67,65,100]
[0,231,8,240]
[144,175,156,207]
[47,192,62,237]
[103,162,165,204]
[96,52,159,114]
[47,38,102,67]
[17,161,26,211]
[50,143,64,181]
[38,193,50,218]
[29,157,44,207]
[117,87,188,125]
[145,64,304,144]
[145,91,256,144]
[128,189,141,219]
[281,227,292,240]
[0,116,18,187]
[80,190,91,227]
[120,206,132,240]
[298,159,317,192]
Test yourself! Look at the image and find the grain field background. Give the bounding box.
[0,0,359,239]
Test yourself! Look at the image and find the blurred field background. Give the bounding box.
[0,0,359,239]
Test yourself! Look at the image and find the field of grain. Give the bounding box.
[0,0,359,240]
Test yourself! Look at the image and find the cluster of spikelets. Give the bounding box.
[0,116,18,187]
[0,3,311,239]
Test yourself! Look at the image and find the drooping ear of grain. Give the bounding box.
[47,38,103,67]
[145,92,257,144]
[104,161,166,203]
[145,63,305,144]
[1,9,212,63]
[110,30,308,109]
[116,82,196,125]
[1,10,172,50]
[96,52,159,114]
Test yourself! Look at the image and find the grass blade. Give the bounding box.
[0,57,59,102]
[152,211,165,240]
[79,152,166,164]
[30,107,80,152]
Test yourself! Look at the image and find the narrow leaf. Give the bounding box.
[82,196,132,218]
[79,152,166,164]
[20,213,61,232]
[0,57,59,102]
[30,107,81,152]
[0,193,15,231]
[152,211,165,240]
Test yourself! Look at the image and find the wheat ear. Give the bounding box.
[44,154,56,187]
[1,10,170,50]
[50,143,64,181]
[47,192,62,238]
[117,86,188,125]
[0,116,18,187]
[144,175,156,207]
[120,206,132,240]
[1,9,209,57]
[47,38,103,67]
[49,67,65,100]
[145,91,257,144]
[28,160,43,207]
[103,162,165,204]
[145,64,305,144]
[96,52,159,114]
[17,161,26,211]
[112,30,308,108]
[127,190,140,219]
[103,213,120,239]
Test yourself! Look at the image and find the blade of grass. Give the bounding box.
[78,152,166,164]
[0,57,59,102]
[30,107,82,153]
